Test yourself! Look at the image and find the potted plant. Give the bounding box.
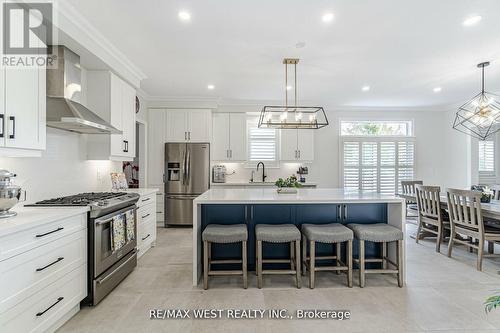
[485,292,500,313]
[481,186,493,203]
[275,175,302,194]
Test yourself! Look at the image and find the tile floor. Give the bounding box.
[58,223,500,333]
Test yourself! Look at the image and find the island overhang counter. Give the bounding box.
[192,188,405,286]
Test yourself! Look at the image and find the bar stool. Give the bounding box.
[202,224,248,290]
[301,224,353,288]
[347,223,404,288]
[255,224,301,289]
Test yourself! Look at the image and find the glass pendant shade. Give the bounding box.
[259,58,329,129]
[453,62,500,140]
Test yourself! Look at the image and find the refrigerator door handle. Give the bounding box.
[166,195,199,200]
[186,148,191,186]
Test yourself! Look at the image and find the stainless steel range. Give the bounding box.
[26,192,140,305]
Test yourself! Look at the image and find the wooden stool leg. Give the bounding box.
[302,236,307,276]
[309,240,315,289]
[290,242,295,271]
[203,240,209,290]
[336,242,341,275]
[295,240,301,289]
[359,240,365,288]
[397,240,403,287]
[257,240,263,289]
[347,240,353,288]
[382,242,387,269]
[242,241,248,289]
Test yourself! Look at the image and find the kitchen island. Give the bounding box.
[192,188,405,286]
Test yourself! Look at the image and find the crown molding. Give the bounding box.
[54,1,147,88]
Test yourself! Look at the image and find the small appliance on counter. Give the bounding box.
[212,165,227,183]
[0,169,23,218]
[297,166,309,183]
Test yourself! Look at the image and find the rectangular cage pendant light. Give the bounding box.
[258,58,329,129]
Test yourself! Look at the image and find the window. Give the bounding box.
[479,140,495,173]
[340,120,415,194]
[247,118,278,166]
[341,120,413,136]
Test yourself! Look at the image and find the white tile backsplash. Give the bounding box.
[211,162,314,183]
[0,128,122,202]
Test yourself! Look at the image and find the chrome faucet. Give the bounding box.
[256,162,266,182]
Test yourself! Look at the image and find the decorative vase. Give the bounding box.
[276,187,298,194]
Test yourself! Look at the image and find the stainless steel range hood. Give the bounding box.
[46,46,122,134]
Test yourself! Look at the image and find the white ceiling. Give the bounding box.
[67,0,500,108]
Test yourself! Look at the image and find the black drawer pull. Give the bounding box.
[9,116,15,139]
[141,213,150,219]
[35,227,64,238]
[142,197,151,202]
[36,297,64,317]
[142,234,151,241]
[36,257,64,272]
[0,114,4,138]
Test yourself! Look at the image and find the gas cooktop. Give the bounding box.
[25,192,140,215]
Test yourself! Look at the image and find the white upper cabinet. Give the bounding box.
[86,71,136,161]
[165,109,211,143]
[0,65,46,156]
[280,129,314,161]
[212,113,246,161]
[148,109,166,186]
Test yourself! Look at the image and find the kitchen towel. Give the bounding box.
[111,213,126,252]
[125,209,135,242]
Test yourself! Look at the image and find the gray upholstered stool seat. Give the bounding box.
[347,223,404,288]
[302,224,353,243]
[255,224,301,243]
[255,224,301,288]
[347,223,403,242]
[202,224,248,243]
[202,224,248,290]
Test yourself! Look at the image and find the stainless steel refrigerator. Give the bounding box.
[164,143,210,226]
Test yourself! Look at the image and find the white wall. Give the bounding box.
[0,129,122,204]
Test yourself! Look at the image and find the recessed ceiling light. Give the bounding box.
[286,85,293,91]
[463,15,482,26]
[295,41,306,49]
[362,86,370,92]
[178,10,191,21]
[433,87,442,93]
[207,84,215,90]
[322,12,334,23]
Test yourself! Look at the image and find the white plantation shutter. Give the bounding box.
[479,141,494,172]
[248,125,277,162]
[343,142,360,189]
[342,138,415,194]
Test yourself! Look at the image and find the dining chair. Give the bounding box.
[415,185,449,253]
[491,184,500,200]
[446,188,500,271]
[401,180,423,217]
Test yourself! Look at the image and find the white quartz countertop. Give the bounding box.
[211,182,317,187]
[0,205,89,237]
[194,188,404,204]
[123,188,159,196]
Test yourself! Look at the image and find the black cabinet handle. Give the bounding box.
[36,297,64,317]
[0,114,4,138]
[343,204,348,220]
[142,234,151,241]
[9,116,15,139]
[123,140,129,152]
[141,213,150,219]
[337,205,342,220]
[36,257,64,272]
[35,227,64,238]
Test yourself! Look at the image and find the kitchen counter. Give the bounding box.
[123,188,159,196]
[195,188,403,204]
[192,188,405,286]
[210,182,318,187]
[0,205,89,237]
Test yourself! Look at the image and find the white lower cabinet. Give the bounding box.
[135,192,157,258]
[0,213,87,333]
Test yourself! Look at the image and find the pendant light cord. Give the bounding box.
[294,63,297,109]
[285,62,288,109]
[482,64,485,93]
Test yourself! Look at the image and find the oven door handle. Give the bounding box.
[96,218,114,226]
[96,249,137,285]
